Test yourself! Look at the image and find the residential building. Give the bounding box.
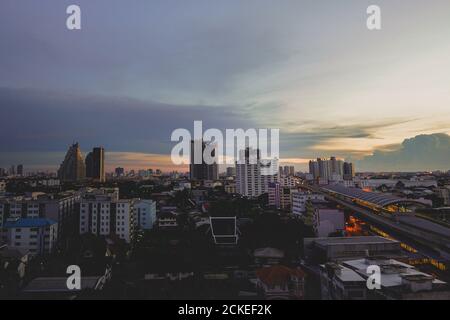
[309,157,354,183]
[0,192,78,243]
[256,265,305,300]
[235,148,277,198]
[157,212,178,229]
[79,195,134,243]
[3,218,58,256]
[291,191,325,216]
[268,183,292,210]
[133,199,156,230]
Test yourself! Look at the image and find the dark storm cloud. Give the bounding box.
[0,87,255,153]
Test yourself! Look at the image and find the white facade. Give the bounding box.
[291,191,325,216]
[3,218,58,256]
[79,197,134,243]
[133,199,156,230]
[235,149,277,198]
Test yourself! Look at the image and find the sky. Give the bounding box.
[1,0,450,172]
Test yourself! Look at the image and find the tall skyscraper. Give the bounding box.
[189,140,218,181]
[309,157,354,181]
[85,147,105,182]
[58,143,86,181]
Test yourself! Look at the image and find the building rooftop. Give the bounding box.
[321,263,366,283]
[4,218,57,228]
[308,236,399,247]
[323,184,429,208]
[256,265,305,286]
[343,258,446,288]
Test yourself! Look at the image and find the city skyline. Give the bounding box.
[1,1,450,172]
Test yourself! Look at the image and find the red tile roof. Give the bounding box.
[256,265,305,286]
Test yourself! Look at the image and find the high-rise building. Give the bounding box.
[115,167,125,177]
[16,164,23,176]
[235,148,277,198]
[85,147,105,182]
[189,140,218,181]
[309,157,351,182]
[343,162,355,180]
[58,143,86,181]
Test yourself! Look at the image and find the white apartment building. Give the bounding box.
[291,191,325,216]
[133,199,156,230]
[79,196,134,243]
[235,148,277,198]
[3,218,58,256]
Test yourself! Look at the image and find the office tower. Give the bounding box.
[235,147,277,198]
[115,167,125,177]
[57,143,86,181]
[8,165,15,176]
[16,164,23,176]
[189,140,219,181]
[0,168,5,176]
[85,147,105,182]
[343,162,355,180]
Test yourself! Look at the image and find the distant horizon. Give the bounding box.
[2,131,450,174]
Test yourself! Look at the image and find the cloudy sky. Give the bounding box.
[1,0,450,172]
